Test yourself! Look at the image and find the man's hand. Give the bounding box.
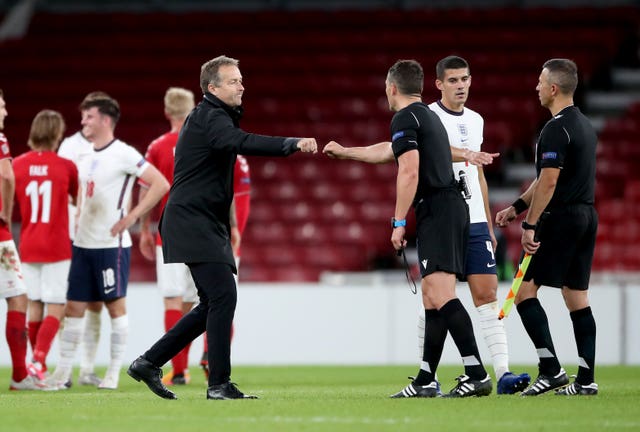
[297,138,318,153]
[391,226,407,252]
[521,228,540,255]
[465,150,500,166]
[110,213,136,237]
[139,230,156,261]
[231,226,241,256]
[323,141,346,159]
[489,230,498,252]
[495,206,517,227]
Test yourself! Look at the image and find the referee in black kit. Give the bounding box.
[325,59,492,398]
[496,59,599,396]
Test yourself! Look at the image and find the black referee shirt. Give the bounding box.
[390,101,457,205]
[535,105,597,208]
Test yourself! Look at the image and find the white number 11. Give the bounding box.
[25,180,52,223]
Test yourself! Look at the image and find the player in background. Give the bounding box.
[46,92,169,390]
[138,87,196,386]
[13,110,79,382]
[0,89,44,390]
[57,91,109,387]
[231,155,251,265]
[421,56,530,394]
[200,155,251,378]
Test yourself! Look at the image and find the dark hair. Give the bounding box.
[436,56,470,80]
[200,55,240,94]
[79,92,120,124]
[387,60,423,96]
[542,58,578,95]
[0,88,3,98]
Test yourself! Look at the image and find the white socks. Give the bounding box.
[476,301,509,380]
[107,315,129,379]
[55,317,83,380]
[80,309,101,376]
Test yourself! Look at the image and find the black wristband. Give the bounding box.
[512,198,528,215]
[521,220,537,230]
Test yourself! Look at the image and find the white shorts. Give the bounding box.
[0,240,27,299]
[156,246,197,303]
[23,260,71,304]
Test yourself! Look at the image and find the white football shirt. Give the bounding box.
[58,131,93,240]
[428,101,487,224]
[74,139,149,248]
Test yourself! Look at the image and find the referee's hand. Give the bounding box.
[323,141,345,159]
[391,226,406,252]
[521,229,540,254]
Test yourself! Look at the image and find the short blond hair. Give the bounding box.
[28,110,66,151]
[164,87,195,119]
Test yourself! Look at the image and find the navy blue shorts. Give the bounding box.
[464,222,497,277]
[67,246,131,302]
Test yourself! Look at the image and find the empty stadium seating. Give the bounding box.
[1,7,638,280]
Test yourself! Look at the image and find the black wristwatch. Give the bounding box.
[521,220,537,231]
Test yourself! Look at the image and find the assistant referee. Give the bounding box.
[496,58,598,397]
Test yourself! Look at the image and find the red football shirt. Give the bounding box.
[141,131,177,246]
[13,150,79,262]
[0,133,14,241]
[234,155,251,255]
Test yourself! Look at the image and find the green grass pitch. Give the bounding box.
[1,365,639,432]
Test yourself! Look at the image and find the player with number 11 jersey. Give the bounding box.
[12,109,79,384]
[14,151,78,262]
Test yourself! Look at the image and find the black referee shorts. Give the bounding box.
[415,189,469,279]
[524,204,598,290]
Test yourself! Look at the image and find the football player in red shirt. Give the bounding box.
[0,89,46,390]
[13,110,79,381]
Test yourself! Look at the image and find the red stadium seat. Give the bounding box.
[625,180,640,201]
[4,8,637,280]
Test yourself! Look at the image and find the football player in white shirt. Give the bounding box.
[48,93,169,390]
[422,55,530,394]
[58,120,104,387]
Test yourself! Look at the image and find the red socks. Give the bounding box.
[27,321,41,351]
[6,311,28,382]
[165,310,189,375]
[32,316,61,369]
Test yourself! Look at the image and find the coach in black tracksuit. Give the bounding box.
[496,59,599,397]
[128,55,317,400]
